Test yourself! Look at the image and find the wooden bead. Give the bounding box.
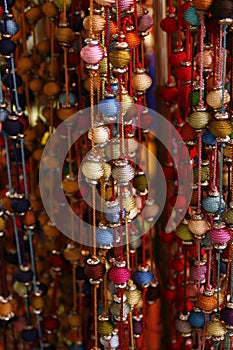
[42,2,59,18]
[62,177,79,194]
[25,6,43,22]
[43,81,60,98]
[37,39,50,55]
[68,312,82,327]
[63,245,81,262]
[55,27,75,44]
[24,127,37,142]
[29,77,43,92]
[17,56,33,72]
[43,222,60,238]
[24,209,37,226]
[57,106,77,121]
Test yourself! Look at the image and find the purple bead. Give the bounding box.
[133,320,142,335]
[220,307,233,326]
[3,117,24,136]
[11,197,31,213]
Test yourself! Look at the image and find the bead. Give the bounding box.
[202,190,226,214]
[132,67,152,91]
[43,315,60,332]
[176,222,193,242]
[207,317,227,341]
[84,257,106,281]
[109,42,131,69]
[188,214,210,238]
[97,316,114,336]
[0,296,15,320]
[100,334,119,348]
[104,199,126,224]
[118,0,134,12]
[188,108,210,130]
[207,88,230,110]
[189,307,205,328]
[209,221,231,248]
[108,259,130,285]
[0,38,16,56]
[96,225,114,248]
[55,26,75,44]
[83,15,106,34]
[62,176,79,195]
[210,0,233,19]
[109,294,130,321]
[53,0,72,9]
[25,6,42,22]
[81,153,104,184]
[183,6,200,26]
[138,13,153,32]
[160,15,178,33]
[81,38,104,66]
[193,0,213,11]
[68,311,82,328]
[30,290,44,313]
[43,81,60,98]
[112,159,135,185]
[196,290,217,313]
[134,265,154,286]
[202,129,216,146]
[42,2,58,17]
[88,124,110,145]
[98,93,119,118]
[94,0,115,6]
[209,118,233,139]
[220,307,233,327]
[125,31,141,49]
[175,313,192,337]
[21,326,38,343]
[63,244,81,262]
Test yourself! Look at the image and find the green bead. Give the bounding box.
[193,165,210,183]
[133,173,148,192]
[176,223,193,241]
[189,90,206,107]
[97,320,114,336]
[226,208,233,224]
[13,281,27,297]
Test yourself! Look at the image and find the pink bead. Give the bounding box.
[80,42,104,65]
[108,264,130,284]
[119,0,133,12]
[138,13,153,32]
[190,264,206,281]
[209,226,231,244]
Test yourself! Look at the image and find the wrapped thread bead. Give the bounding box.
[209,222,231,248]
[188,214,210,238]
[188,109,210,130]
[207,317,227,340]
[109,294,130,321]
[112,159,135,185]
[183,7,200,26]
[207,88,230,110]
[109,42,131,68]
[108,260,130,285]
[96,225,114,248]
[202,190,226,214]
[175,313,192,337]
[176,222,193,242]
[193,0,213,11]
[134,265,154,286]
[197,291,217,313]
[189,307,205,328]
[81,38,104,65]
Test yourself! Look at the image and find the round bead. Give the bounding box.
[176,222,193,242]
[112,159,135,185]
[21,326,38,343]
[81,154,104,183]
[207,318,227,339]
[0,39,16,56]
[109,44,131,68]
[196,292,217,313]
[207,88,230,110]
[83,15,106,34]
[189,308,205,328]
[88,124,110,145]
[81,39,104,65]
[132,67,152,91]
[55,27,75,44]
[175,313,192,337]
[188,110,210,130]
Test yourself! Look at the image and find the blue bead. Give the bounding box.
[11,146,31,162]
[21,327,38,343]
[15,267,33,283]
[189,310,205,328]
[3,117,24,136]
[11,197,30,213]
[5,19,19,36]
[184,7,200,26]
[98,96,119,117]
[202,129,216,146]
[2,73,22,88]
[0,108,10,122]
[202,195,226,214]
[220,261,227,274]
[59,92,77,106]
[201,232,210,248]
[0,38,16,56]
[96,227,114,246]
[134,270,154,285]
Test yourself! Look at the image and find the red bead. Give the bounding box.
[176,298,194,313]
[49,252,66,271]
[158,230,175,244]
[163,165,177,181]
[171,257,184,272]
[160,85,178,102]
[169,51,187,67]
[174,64,192,82]
[163,286,177,302]
[180,123,197,142]
[169,194,187,210]
[160,16,178,33]
[43,316,60,332]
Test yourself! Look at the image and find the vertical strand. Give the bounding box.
[221,25,227,113]
[197,133,202,214]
